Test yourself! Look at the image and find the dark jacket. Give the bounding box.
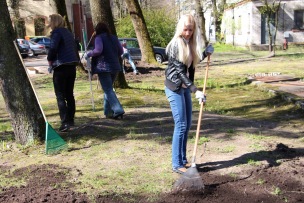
[165,40,207,92]
[88,33,123,74]
[47,27,79,67]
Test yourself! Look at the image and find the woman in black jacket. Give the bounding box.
[47,14,79,132]
[164,14,214,174]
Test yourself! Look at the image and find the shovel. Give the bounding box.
[173,54,211,193]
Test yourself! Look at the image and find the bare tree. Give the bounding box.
[0,1,45,145]
[88,0,128,88]
[125,0,157,64]
[113,0,128,18]
[211,0,227,41]
[7,0,25,38]
[195,0,208,47]
[260,0,281,56]
[53,0,72,31]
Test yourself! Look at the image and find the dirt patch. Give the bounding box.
[1,145,303,203]
[0,164,88,203]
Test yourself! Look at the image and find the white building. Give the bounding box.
[221,0,304,50]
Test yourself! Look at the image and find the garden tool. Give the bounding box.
[173,55,211,193]
[13,41,67,155]
[81,29,95,111]
[80,30,95,62]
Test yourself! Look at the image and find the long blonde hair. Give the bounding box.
[166,14,203,66]
[48,14,65,30]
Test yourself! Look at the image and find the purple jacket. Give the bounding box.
[87,33,123,73]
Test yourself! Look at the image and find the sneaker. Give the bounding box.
[59,123,70,132]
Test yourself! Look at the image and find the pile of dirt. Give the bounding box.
[0,164,88,203]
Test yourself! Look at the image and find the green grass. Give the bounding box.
[256,178,265,185]
[0,48,304,200]
[247,159,261,166]
[0,174,26,188]
[271,186,282,196]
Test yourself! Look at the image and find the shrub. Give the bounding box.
[116,9,176,47]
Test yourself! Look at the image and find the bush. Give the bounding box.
[116,9,176,47]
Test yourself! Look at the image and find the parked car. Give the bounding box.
[30,37,51,52]
[27,41,47,56]
[118,38,168,64]
[16,39,33,58]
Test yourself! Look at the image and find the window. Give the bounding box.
[126,40,139,48]
[294,10,304,29]
[34,17,45,36]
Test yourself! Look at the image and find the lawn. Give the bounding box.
[0,45,303,202]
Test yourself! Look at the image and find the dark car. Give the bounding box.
[16,39,33,58]
[30,37,51,52]
[118,38,168,64]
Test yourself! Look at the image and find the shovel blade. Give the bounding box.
[173,167,204,193]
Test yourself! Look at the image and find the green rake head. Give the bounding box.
[45,122,68,155]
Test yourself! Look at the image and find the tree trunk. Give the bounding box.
[53,0,72,32]
[195,0,208,47]
[0,1,45,145]
[88,0,128,88]
[211,0,218,41]
[8,0,24,38]
[125,0,157,64]
[263,0,281,56]
[211,0,227,42]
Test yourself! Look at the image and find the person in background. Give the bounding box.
[47,14,80,132]
[121,41,139,75]
[164,14,214,174]
[85,22,125,119]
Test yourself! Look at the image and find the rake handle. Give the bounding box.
[191,54,210,164]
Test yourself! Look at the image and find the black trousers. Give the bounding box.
[53,64,76,124]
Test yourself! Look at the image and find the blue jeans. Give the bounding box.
[122,53,138,73]
[98,72,125,117]
[165,87,192,170]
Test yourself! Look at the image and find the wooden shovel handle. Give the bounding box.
[191,55,210,164]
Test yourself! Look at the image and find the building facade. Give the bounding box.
[7,0,94,48]
[221,0,304,49]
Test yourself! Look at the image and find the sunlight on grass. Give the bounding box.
[271,186,282,196]
[256,178,265,185]
[0,48,304,201]
[217,145,236,153]
[0,174,26,188]
[244,133,270,142]
[247,159,261,166]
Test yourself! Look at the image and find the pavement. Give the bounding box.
[249,74,304,110]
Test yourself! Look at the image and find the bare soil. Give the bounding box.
[0,63,303,203]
